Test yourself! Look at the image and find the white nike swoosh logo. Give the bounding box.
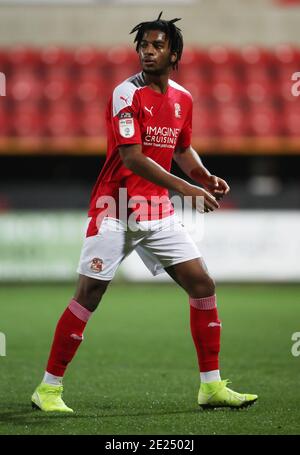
[208,322,222,328]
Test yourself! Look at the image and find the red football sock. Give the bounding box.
[189,295,221,372]
[46,299,92,377]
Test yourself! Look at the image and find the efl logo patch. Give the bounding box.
[118,112,133,119]
[90,258,103,273]
[119,118,134,138]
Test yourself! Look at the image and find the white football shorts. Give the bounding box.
[77,214,201,281]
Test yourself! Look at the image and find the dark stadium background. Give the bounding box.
[2,154,300,210]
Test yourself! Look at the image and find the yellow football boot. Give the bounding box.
[31,383,74,413]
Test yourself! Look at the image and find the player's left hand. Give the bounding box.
[202,175,230,200]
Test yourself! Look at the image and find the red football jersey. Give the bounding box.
[88,72,193,229]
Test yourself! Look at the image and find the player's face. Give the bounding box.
[139,30,176,75]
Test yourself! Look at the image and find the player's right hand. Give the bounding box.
[181,184,220,213]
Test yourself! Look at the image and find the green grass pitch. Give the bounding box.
[0,283,300,435]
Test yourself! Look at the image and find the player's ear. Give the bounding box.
[170,53,177,63]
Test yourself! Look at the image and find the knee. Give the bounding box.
[75,277,110,312]
[188,274,216,298]
[89,282,108,306]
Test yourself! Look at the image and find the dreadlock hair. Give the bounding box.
[130,11,183,70]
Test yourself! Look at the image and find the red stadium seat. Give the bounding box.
[216,106,248,137]
[73,47,108,79]
[73,46,101,67]
[196,49,211,67]
[80,106,106,136]
[40,47,73,77]
[177,47,209,82]
[45,99,75,113]
[278,79,300,102]
[207,46,240,66]
[245,81,277,104]
[41,46,73,65]
[75,75,108,105]
[0,49,9,73]
[274,44,300,65]
[106,46,137,66]
[180,47,200,66]
[11,106,44,137]
[0,107,11,136]
[1,45,299,143]
[43,75,74,102]
[192,104,217,137]
[211,80,243,103]
[46,107,78,137]
[212,66,241,83]
[277,61,300,79]
[110,65,140,87]
[240,45,273,67]
[107,46,139,86]
[9,73,43,102]
[176,67,206,85]
[283,105,300,136]
[177,80,211,103]
[248,106,282,136]
[7,46,41,73]
[244,65,272,83]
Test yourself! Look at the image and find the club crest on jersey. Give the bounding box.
[119,118,135,138]
[90,258,103,273]
[174,103,181,118]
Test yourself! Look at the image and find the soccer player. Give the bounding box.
[32,13,257,412]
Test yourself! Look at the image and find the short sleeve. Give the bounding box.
[111,81,142,147]
[177,99,193,149]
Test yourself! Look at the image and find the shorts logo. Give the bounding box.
[119,118,134,138]
[174,103,181,118]
[90,258,103,273]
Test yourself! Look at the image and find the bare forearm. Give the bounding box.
[119,144,219,212]
[174,146,230,199]
[123,153,188,194]
[174,146,211,183]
